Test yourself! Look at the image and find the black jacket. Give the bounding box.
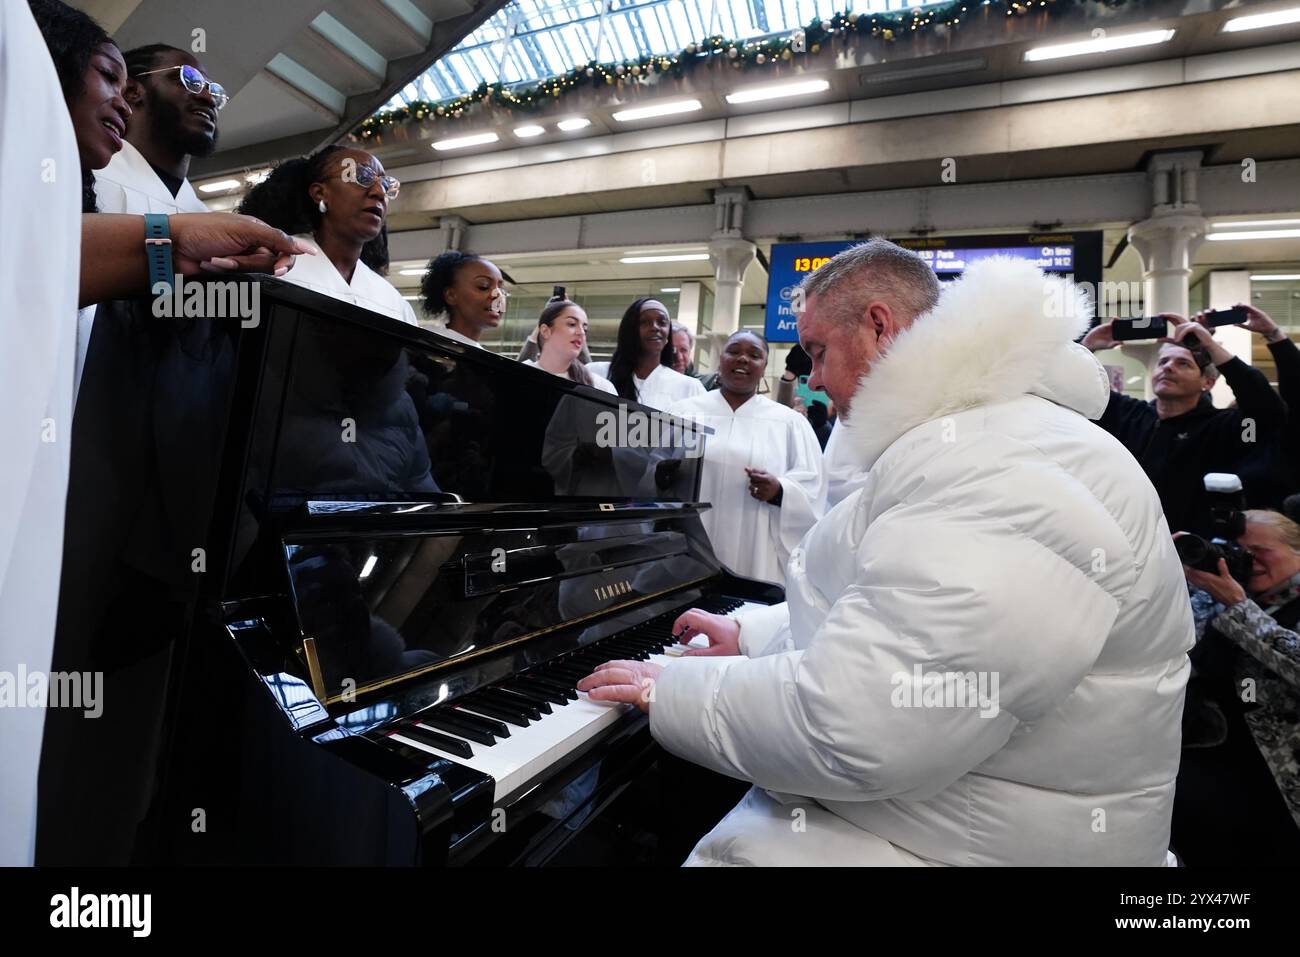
[1095,356,1286,534]
[1235,338,1300,509]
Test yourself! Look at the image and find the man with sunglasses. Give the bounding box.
[93,44,221,216]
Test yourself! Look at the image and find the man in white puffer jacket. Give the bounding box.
[579,240,1194,866]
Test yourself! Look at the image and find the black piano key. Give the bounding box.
[502,680,567,707]
[475,688,544,720]
[378,736,442,768]
[393,725,473,760]
[614,635,665,652]
[414,714,496,747]
[614,633,664,650]
[489,684,553,713]
[446,707,510,738]
[563,655,609,670]
[518,674,577,700]
[544,662,593,681]
[593,641,649,660]
[459,694,532,727]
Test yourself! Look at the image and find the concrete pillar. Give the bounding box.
[438,214,469,252]
[1206,270,1254,408]
[706,186,756,362]
[676,280,704,370]
[708,236,756,340]
[1125,151,1208,398]
[676,280,702,335]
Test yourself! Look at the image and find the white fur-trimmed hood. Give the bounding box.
[837,256,1110,470]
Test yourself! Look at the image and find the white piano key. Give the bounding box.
[384,602,769,803]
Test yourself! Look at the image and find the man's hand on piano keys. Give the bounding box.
[577,660,664,714]
[671,609,741,657]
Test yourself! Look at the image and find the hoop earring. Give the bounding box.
[318,200,327,214]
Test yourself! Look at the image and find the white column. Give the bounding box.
[1125,151,1207,398]
[1206,270,1254,408]
[438,214,468,252]
[708,236,756,339]
[676,280,702,335]
[705,187,756,371]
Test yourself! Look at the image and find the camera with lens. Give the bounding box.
[1174,473,1254,584]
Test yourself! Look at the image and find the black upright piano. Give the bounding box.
[155,279,782,865]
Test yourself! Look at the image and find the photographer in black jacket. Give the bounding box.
[1084,312,1286,533]
[1231,304,1300,508]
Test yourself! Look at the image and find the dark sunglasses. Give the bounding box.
[135,64,228,111]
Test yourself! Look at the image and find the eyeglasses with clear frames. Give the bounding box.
[134,64,228,111]
[351,165,400,200]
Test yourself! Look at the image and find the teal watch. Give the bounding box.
[144,213,174,291]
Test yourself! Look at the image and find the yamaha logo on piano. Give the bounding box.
[594,579,633,601]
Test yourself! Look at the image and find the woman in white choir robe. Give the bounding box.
[524,298,616,394]
[668,331,826,587]
[588,297,704,410]
[418,250,506,347]
[238,146,417,325]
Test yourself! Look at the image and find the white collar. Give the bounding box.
[837,257,1109,471]
[98,140,206,210]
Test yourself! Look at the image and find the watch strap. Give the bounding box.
[144,213,173,291]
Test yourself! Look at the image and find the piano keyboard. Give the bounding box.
[376,598,766,802]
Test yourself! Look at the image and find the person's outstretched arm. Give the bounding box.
[80,213,309,307]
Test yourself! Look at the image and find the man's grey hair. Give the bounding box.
[799,239,941,326]
[671,322,694,346]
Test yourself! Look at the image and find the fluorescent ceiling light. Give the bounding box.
[1207,229,1300,241]
[1251,274,1300,281]
[1023,29,1175,62]
[401,294,421,300]
[726,79,830,104]
[1213,218,1300,228]
[659,287,681,292]
[620,253,711,264]
[244,170,269,185]
[432,132,499,151]
[623,248,707,256]
[398,268,426,276]
[1223,6,1300,32]
[557,117,590,131]
[514,124,545,137]
[198,179,241,193]
[612,99,702,122]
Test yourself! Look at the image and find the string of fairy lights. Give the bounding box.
[356,0,1129,141]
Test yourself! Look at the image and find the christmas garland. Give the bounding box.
[357,0,1127,141]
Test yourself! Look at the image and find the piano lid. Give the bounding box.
[199,280,725,704]
[209,279,713,602]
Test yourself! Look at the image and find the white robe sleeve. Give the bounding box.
[773,412,827,566]
[0,0,82,865]
[651,495,1120,803]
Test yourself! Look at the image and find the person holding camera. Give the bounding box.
[1173,509,1300,864]
[1084,313,1286,534]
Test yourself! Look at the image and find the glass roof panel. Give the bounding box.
[384,0,953,108]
